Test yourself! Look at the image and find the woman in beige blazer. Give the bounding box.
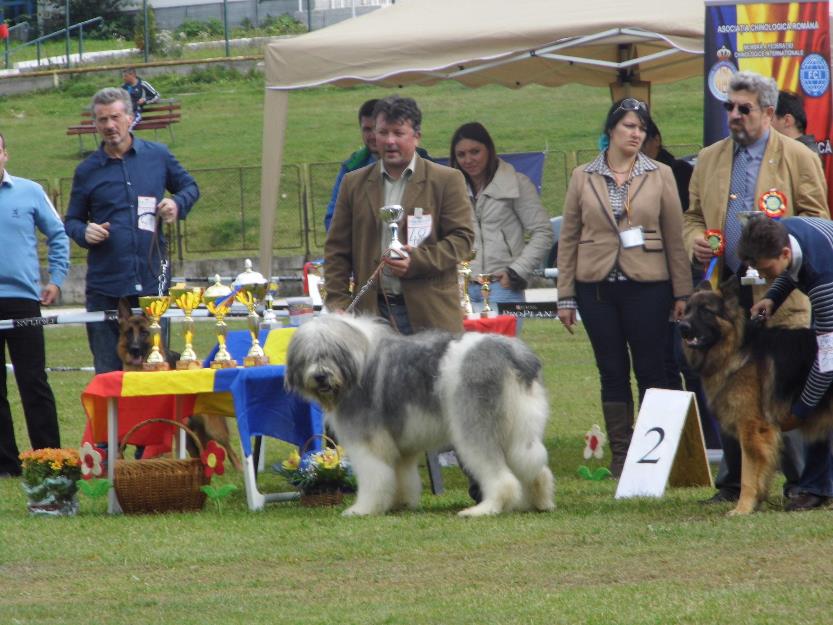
[557,99,693,476]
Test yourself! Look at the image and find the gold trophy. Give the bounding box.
[478,274,496,319]
[234,259,270,367]
[204,275,238,369]
[170,285,205,370]
[138,295,172,370]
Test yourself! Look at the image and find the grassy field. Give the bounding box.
[3,67,833,624]
[2,318,833,625]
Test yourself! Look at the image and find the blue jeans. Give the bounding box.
[377,295,413,335]
[468,282,525,331]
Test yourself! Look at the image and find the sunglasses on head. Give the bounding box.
[616,98,648,114]
[722,100,758,115]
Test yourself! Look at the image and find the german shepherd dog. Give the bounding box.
[679,278,833,515]
[116,298,241,470]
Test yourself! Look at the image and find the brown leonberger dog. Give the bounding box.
[679,277,833,515]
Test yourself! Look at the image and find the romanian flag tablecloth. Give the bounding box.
[81,365,324,458]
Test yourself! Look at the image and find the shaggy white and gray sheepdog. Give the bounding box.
[285,315,555,517]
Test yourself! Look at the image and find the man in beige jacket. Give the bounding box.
[684,70,830,509]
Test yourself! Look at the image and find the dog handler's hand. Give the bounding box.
[750,298,774,321]
[672,299,686,321]
[85,221,110,244]
[557,308,575,334]
[40,283,60,306]
[693,236,714,264]
[781,414,801,432]
[157,198,179,224]
[383,245,412,277]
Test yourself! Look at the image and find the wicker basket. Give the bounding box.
[297,434,346,508]
[114,418,208,514]
[300,490,344,507]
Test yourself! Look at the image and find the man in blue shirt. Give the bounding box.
[0,134,69,477]
[65,87,199,374]
[323,99,379,231]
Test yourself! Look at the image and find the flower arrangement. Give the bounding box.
[276,442,355,497]
[19,448,82,516]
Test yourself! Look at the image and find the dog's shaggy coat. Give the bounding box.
[285,315,555,516]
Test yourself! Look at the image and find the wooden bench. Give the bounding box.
[67,99,181,152]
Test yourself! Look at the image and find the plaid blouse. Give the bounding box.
[558,151,658,310]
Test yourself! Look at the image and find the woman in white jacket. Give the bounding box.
[449,122,553,309]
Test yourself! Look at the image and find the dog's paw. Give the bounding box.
[342,505,373,517]
[458,501,501,517]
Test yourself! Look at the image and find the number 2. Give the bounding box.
[637,427,665,464]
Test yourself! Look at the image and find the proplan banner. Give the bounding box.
[704,0,832,209]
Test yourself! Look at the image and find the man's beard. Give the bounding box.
[730,126,750,145]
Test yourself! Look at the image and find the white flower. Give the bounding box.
[79,442,103,477]
[583,424,606,460]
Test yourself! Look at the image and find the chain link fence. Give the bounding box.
[39,145,699,262]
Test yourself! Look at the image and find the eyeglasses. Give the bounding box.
[722,100,759,115]
[616,98,648,114]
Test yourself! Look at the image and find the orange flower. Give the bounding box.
[200,441,226,479]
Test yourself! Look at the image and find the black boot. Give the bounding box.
[603,402,633,478]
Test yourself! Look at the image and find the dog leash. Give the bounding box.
[345,259,387,314]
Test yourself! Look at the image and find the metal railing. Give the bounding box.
[39,144,700,263]
[4,16,103,70]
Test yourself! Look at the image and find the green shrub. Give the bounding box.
[260,13,306,35]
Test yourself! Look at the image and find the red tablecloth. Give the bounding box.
[463,314,517,337]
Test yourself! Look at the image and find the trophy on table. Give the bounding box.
[234,259,270,367]
[457,253,477,320]
[138,295,172,370]
[380,204,409,259]
[170,284,205,370]
[478,274,496,319]
[204,275,238,369]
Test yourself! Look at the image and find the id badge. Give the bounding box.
[407,209,432,247]
[817,332,833,373]
[619,226,644,248]
[137,196,157,233]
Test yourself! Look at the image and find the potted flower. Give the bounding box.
[276,438,355,507]
[19,448,82,516]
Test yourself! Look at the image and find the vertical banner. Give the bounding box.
[704,0,833,211]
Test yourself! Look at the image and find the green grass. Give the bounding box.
[1,320,831,625]
[2,66,825,624]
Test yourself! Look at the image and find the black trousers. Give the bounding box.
[576,280,673,406]
[0,298,60,475]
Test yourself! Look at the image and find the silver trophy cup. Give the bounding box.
[380,204,409,259]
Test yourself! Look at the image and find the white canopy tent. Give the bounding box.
[258,0,705,271]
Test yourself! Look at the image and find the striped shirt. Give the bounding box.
[766,216,833,418]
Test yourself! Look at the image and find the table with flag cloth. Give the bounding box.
[80,328,325,513]
[462,314,516,337]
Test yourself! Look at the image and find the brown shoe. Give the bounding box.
[784,493,831,512]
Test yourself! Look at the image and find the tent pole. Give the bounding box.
[258,89,289,278]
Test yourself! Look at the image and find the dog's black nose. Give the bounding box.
[678,320,693,338]
[314,373,328,385]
